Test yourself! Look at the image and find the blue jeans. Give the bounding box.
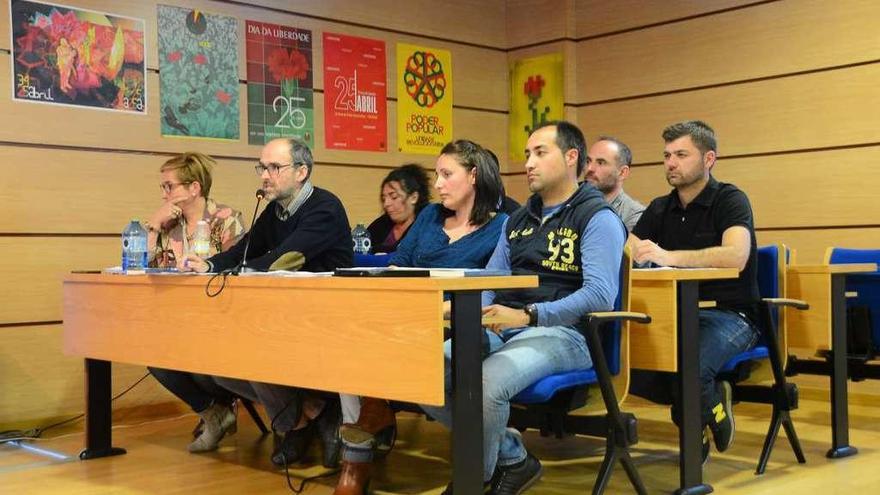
[148,367,234,413]
[694,309,759,423]
[421,325,591,481]
[632,309,759,426]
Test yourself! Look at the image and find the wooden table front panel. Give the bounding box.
[629,279,677,372]
[63,275,449,405]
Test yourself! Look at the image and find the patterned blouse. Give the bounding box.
[149,199,245,268]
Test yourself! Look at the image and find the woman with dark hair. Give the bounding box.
[366,163,431,253]
[333,140,507,495]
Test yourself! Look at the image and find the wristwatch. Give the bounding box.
[524,303,539,326]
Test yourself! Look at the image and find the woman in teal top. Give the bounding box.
[333,140,508,495]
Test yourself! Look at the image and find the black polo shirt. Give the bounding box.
[632,176,760,324]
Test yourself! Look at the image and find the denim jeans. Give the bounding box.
[213,377,303,432]
[630,309,759,426]
[148,367,234,413]
[421,325,591,481]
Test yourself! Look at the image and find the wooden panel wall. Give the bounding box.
[507,0,880,265]
[0,0,508,427]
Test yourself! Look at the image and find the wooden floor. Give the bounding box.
[2,395,879,494]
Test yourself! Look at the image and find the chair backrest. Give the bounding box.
[755,244,786,347]
[600,249,630,376]
[826,247,880,351]
[825,247,880,269]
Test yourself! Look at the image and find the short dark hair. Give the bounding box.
[536,120,587,176]
[662,120,717,155]
[439,139,503,226]
[596,135,633,167]
[381,163,431,213]
[286,138,314,179]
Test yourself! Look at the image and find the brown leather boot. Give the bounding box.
[333,460,371,495]
[340,398,396,444]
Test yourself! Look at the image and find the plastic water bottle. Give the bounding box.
[191,220,211,259]
[121,220,148,271]
[352,223,371,254]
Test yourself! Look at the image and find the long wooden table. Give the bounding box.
[785,263,877,458]
[62,272,537,495]
[629,267,740,495]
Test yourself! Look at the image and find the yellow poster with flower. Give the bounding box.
[509,53,564,161]
[396,42,453,154]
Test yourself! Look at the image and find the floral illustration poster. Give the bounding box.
[509,53,564,161]
[322,32,387,152]
[9,0,146,112]
[157,5,239,140]
[396,42,452,154]
[245,20,313,146]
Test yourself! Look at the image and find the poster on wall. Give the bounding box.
[396,42,452,154]
[245,20,313,146]
[157,5,239,140]
[322,32,387,152]
[509,53,564,162]
[9,0,146,113]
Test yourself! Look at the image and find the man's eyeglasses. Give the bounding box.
[255,162,300,176]
[159,182,190,193]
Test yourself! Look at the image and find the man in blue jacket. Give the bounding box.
[423,121,626,494]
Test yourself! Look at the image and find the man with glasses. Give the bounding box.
[181,138,352,468]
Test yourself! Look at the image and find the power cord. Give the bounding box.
[269,391,339,494]
[0,372,151,444]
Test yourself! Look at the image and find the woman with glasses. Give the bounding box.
[334,140,508,495]
[145,152,246,454]
[146,152,245,268]
[366,164,431,254]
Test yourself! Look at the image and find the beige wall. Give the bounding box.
[506,0,880,263]
[0,0,509,428]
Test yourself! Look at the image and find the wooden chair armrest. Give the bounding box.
[763,297,809,310]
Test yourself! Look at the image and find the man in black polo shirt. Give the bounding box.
[629,120,760,462]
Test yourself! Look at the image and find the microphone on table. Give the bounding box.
[233,189,265,274]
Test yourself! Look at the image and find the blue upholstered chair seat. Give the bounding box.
[513,369,598,404]
[720,345,769,373]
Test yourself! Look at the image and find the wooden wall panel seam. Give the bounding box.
[0,320,62,329]
[756,224,880,233]
[506,141,880,171]
[568,58,880,107]
[212,0,508,51]
[506,0,779,50]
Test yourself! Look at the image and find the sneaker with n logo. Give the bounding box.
[708,380,735,452]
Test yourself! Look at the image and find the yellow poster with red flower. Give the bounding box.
[396,42,452,154]
[509,53,564,161]
[245,20,314,146]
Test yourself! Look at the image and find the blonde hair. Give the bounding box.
[159,152,215,198]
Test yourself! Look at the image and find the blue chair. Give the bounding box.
[826,247,880,358]
[508,250,651,495]
[718,244,809,474]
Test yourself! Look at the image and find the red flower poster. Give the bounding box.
[10,0,146,113]
[322,33,387,152]
[245,20,313,146]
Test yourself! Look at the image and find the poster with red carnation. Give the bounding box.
[322,33,387,152]
[245,20,313,146]
[10,0,146,113]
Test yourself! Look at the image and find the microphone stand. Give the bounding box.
[233,189,265,275]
